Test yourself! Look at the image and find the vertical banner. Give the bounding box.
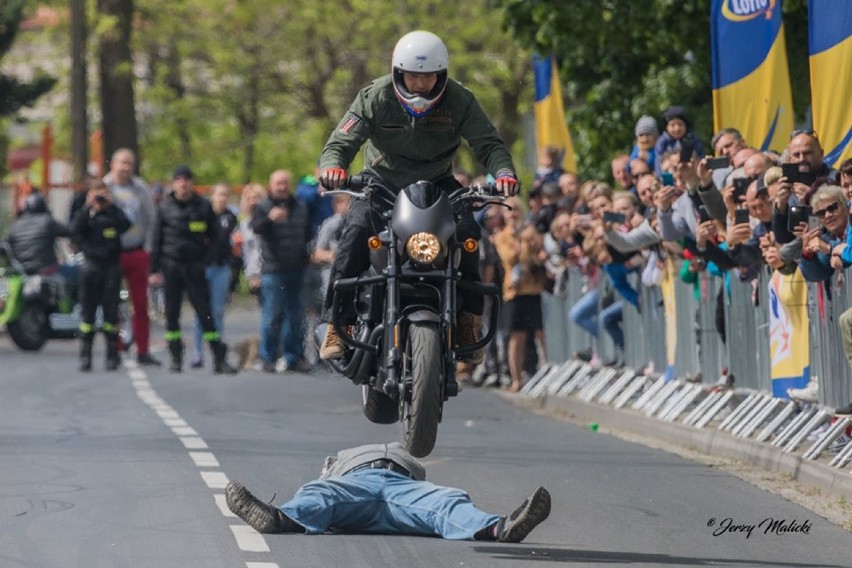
[711,0,794,152]
[533,55,577,172]
[808,0,852,166]
[660,257,678,382]
[768,270,810,398]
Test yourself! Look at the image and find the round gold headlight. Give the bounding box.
[405,232,442,264]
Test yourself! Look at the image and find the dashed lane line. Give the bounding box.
[124,360,275,565]
[230,525,271,552]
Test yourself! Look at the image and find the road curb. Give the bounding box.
[503,391,852,502]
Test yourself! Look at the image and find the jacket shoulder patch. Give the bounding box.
[340,113,361,135]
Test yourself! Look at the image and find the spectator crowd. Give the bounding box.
[4,109,852,419]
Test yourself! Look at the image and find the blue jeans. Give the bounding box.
[193,265,232,360]
[600,301,624,351]
[280,469,500,539]
[569,288,600,339]
[260,270,305,365]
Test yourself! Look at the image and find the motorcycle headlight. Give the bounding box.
[405,232,442,265]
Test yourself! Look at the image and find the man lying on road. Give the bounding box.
[226,442,550,542]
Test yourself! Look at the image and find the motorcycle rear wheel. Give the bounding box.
[7,304,48,351]
[402,322,443,458]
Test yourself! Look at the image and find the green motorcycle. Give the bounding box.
[0,243,133,351]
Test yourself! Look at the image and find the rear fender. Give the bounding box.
[0,276,24,325]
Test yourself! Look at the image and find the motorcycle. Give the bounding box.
[0,242,133,352]
[319,176,508,457]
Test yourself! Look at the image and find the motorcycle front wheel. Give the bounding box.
[7,304,48,351]
[402,322,443,458]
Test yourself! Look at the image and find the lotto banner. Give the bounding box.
[711,0,794,152]
[768,270,810,398]
[660,257,678,382]
[808,0,852,166]
[533,55,577,172]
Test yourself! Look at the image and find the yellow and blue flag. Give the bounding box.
[533,55,577,172]
[809,0,852,166]
[711,0,793,152]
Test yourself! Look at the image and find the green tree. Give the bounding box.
[0,1,56,119]
[501,0,810,180]
[133,0,532,184]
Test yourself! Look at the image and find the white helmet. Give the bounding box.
[391,31,449,117]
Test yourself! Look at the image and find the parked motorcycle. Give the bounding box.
[0,243,133,351]
[319,176,507,457]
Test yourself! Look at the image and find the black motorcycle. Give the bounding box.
[320,176,507,457]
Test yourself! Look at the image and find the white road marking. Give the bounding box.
[215,494,237,517]
[201,471,229,489]
[230,526,270,552]
[189,451,220,467]
[180,436,208,449]
[126,360,275,564]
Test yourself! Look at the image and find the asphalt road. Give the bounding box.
[2,308,851,568]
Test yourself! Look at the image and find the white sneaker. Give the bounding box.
[807,422,830,441]
[787,378,818,403]
[828,433,850,453]
[275,358,287,373]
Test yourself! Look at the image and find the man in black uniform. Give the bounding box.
[71,178,131,371]
[148,166,237,374]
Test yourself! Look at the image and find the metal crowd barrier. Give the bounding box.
[530,264,852,473]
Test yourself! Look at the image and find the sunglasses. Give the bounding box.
[790,129,818,140]
[813,201,840,218]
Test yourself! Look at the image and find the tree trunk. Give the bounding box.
[70,0,88,184]
[98,0,138,171]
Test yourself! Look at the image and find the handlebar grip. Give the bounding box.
[347,175,366,191]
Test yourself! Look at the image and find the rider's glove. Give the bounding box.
[495,169,520,197]
[319,167,347,191]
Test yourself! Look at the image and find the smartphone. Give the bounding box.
[786,205,810,232]
[602,211,626,224]
[781,162,799,182]
[698,205,713,223]
[660,172,675,186]
[734,208,750,226]
[732,178,750,201]
[679,139,694,164]
[706,156,730,170]
[808,215,821,231]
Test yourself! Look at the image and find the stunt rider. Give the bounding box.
[318,30,519,363]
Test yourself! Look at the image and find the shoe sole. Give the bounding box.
[501,487,551,543]
[225,481,284,534]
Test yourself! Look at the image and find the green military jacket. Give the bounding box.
[320,74,515,190]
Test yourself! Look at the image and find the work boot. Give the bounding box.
[319,325,344,360]
[495,487,551,543]
[225,481,304,534]
[456,312,484,364]
[211,341,238,375]
[168,340,184,373]
[105,332,121,371]
[79,333,94,372]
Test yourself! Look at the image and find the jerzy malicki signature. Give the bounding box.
[707,517,813,538]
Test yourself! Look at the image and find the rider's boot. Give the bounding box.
[168,340,184,373]
[79,333,94,372]
[105,332,121,371]
[456,312,484,364]
[319,325,344,360]
[210,340,238,375]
